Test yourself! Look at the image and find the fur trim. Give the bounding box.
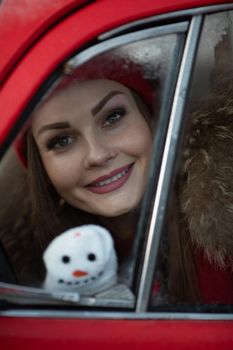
[181,85,233,268]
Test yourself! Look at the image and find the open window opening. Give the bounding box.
[0,25,186,309]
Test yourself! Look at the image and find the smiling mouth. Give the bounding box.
[86,163,134,194]
[93,166,131,187]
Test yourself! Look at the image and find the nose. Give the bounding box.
[84,133,116,168]
[72,270,89,278]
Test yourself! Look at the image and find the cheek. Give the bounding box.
[42,156,83,191]
[120,119,152,157]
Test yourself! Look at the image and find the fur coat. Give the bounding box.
[181,81,233,269]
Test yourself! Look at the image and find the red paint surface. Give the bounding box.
[0,317,233,350]
[0,0,89,83]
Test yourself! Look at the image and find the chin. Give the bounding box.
[70,188,144,217]
[96,199,140,218]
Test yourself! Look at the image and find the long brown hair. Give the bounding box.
[26,132,97,251]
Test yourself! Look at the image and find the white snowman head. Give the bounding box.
[43,225,117,293]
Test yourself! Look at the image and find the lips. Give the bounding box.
[85,163,134,194]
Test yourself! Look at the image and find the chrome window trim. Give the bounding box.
[66,22,188,70]
[98,3,233,40]
[136,15,203,312]
[1,309,233,320]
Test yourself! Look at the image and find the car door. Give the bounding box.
[0,1,233,349]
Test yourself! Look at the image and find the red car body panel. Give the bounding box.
[1,317,233,350]
[0,0,233,348]
[0,0,89,83]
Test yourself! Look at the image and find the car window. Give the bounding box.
[0,26,186,308]
[149,10,233,312]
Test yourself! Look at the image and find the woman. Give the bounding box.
[4,53,156,286]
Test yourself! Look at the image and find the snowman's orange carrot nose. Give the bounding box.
[72,270,89,277]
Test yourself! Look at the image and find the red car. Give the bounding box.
[1,0,233,349]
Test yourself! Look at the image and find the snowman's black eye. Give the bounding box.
[62,255,71,264]
[87,253,96,261]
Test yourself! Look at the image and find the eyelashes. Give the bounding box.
[45,106,128,151]
[103,107,127,128]
[46,135,74,150]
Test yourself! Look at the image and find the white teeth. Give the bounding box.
[94,168,129,187]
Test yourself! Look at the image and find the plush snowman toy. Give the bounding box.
[43,225,118,296]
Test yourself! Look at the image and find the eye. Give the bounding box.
[87,253,96,262]
[61,255,71,264]
[47,135,74,150]
[103,108,126,128]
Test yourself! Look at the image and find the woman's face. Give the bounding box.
[31,79,153,217]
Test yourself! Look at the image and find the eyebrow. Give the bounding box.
[36,122,71,137]
[36,90,124,137]
[91,90,124,116]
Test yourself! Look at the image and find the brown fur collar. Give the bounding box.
[181,85,233,268]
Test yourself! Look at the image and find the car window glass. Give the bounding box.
[149,10,233,311]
